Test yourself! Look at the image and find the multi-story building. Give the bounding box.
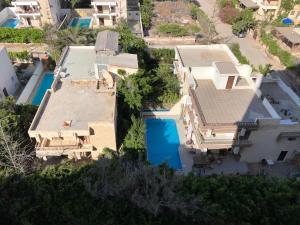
[28,31,138,160]
[175,44,300,163]
[239,0,281,20]
[91,0,126,26]
[252,0,281,20]
[0,46,20,100]
[11,0,61,27]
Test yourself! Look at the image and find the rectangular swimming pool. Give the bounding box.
[0,18,19,28]
[32,72,54,105]
[145,118,182,170]
[69,17,91,28]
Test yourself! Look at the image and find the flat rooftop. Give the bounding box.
[177,45,235,67]
[60,47,138,80]
[31,81,115,131]
[193,80,270,124]
[61,47,97,80]
[261,82,300,122]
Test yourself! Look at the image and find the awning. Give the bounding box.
[239,0,259,9]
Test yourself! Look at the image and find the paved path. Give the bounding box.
[198,0,283,69]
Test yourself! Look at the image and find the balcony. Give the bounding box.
[36,138,93,156]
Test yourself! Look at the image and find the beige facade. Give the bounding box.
[12,0,61,27]
[28,32,138,160]
[175,44,300,163]
[91,0,127,27]
[251,0,282,20]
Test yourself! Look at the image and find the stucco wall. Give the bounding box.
[240,122,300,163]
[89,122,117,151]
[0,47,19,100]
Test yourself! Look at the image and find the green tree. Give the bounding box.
[232,9,256,35]
[123,115,146,155]
[140,0,153,29]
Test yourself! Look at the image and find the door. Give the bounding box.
[99,18,104,26]
[226,76,235,89]
[26,18,32,26]
[277,151,288,161]
[97,6,103,13]
[2,88,8,97]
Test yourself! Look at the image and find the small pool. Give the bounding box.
[0,18,19,28]
[282,18,293,25]
[32,72,54,105]
[145,118,182,170]
[69,17,91,28]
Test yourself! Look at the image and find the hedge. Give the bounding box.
[0,28,44,43]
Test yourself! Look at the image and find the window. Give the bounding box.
[288,137,296,141]
[277,151,288,161]
[89,127,95,135]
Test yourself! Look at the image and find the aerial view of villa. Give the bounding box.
[1,0,300,224]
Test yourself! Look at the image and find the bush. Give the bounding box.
[117,69,126,76]
[150,48,175,64]
[8,51,31,62]
[0,28,44,43]
[157,23,189,37]
[230,43,249,64]
[232,9,256,35]
[140,0,153,29]
[260,31,296,68]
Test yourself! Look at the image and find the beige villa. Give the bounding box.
[175,44,300,163]
[11,0,61,27]
[239,0,282,20]
[28,31,138,160]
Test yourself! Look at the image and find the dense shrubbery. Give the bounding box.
[232,9,256,35]
[0,28,44,43]
[8,51,31,62]
[260,30,296,68]
[140,0,153,29]
[230,43,250,64]
[149,48,175,64]
[1,159,300,225]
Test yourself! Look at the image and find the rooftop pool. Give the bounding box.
[69,17,91,28]
[145,118,182,170]
[32,72,54,105]
[0,18,19,28]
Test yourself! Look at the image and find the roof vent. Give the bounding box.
[63,120,72,128]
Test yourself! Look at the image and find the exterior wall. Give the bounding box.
[40,0,61,26]
[240,121,300,163]
[89,122,117,151]
[0,47,20,100]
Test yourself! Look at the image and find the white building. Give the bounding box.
[11,0,61,27]
[0,46,20,100]
[175,44,300,163]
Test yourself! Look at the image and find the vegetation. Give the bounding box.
[149,48,175,64]
[217,0,238,8]
[140,0,153,30]
[232,9,256,35]
[280,0,300,12]
[156,23,189,37]
[1,159,300,225]
[260,30,296,68]
[123,116,146,159]
[259,64,272,76]
[8,51,31,62]
[230,43,250,64]
[0,97,37,173]
[219,2,240,25]
[0,28,44,43]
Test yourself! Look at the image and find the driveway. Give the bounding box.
[198,0,283,69]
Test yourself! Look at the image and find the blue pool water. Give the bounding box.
[0,18,19,28]
[146,118,182,170]
[282,18,293,25]
[69,17,91,28]
[32,72,54,105]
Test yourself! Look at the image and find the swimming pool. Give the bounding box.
[32,72,54,105]
[145,118,182,170]
[0,18,19,28]
[69,17,91,28]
